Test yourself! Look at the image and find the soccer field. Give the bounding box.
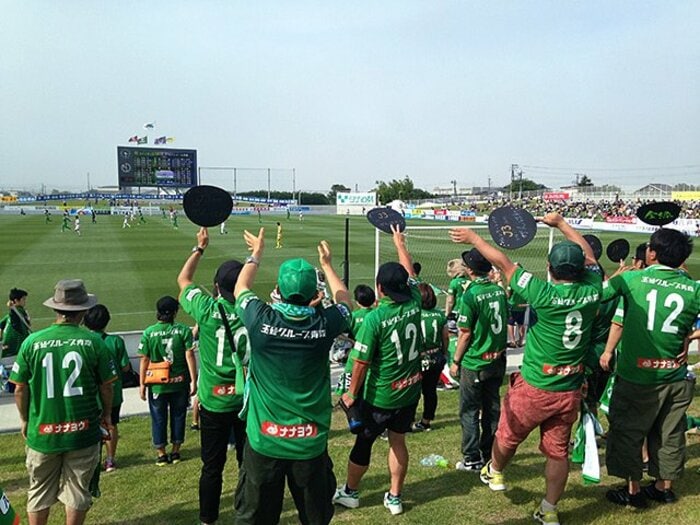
[0,213,698,332]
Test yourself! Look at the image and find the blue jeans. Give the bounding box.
[148,389,189,448]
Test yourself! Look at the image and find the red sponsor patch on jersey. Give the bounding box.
[482,350,504,360]
[542,363,584,376]
[636,358,680,370]
[260,421,318,439]
[391,371,422,390]
[212,384,236,396]
[39,419,90,435]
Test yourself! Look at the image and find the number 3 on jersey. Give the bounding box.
[390,322,419,365]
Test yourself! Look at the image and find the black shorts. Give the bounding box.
[508,310,526,326]
[360,401,417,438]
[111,404,122,425]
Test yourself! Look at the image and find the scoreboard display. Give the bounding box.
[117,147,197,188]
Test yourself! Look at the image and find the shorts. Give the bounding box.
[508,310,526,326]
[111,403,122,425]
[495,373,580,460]
[25,443,100,512]
[360,401,417,438]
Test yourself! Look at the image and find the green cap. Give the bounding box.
[548,241,585,271]
[278,258,318,303]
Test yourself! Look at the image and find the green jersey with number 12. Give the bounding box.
[603,265,700,385]
[350,285,423,409]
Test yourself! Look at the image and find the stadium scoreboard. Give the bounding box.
[117,147,198,188]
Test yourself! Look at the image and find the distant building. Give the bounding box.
[633,183,672,196]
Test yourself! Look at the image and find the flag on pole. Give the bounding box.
[166,137,175,143]
[143,122,155,130]
[137,136,148,145]
[128,135,139,143]
[154,136,166,145]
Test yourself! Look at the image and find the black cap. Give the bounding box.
[214,260,243,303]
[461,249,492,274]
[376,262,411,303]
[156,296,179,315]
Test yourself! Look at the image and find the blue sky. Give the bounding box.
[2,1,699,193]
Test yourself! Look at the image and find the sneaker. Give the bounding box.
[533,507,560,525]
[456,459,484,471]
[411,421,431,432]
[169,452,181,464]
[642,482,677,504]
[104,458,116,473]
[379,429,389,441]
[480,460,506,491]
[333,485,360,509]
[383,492,403,515]
[190,423,200,431]
[605,486,647,508]
[155,454,170,467]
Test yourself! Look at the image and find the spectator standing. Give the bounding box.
[83,305,130,473]
[9,279,117,525]
[335,225,423,516]
[138,296,196,466]
[600,229,699,507]
[177,227,250,525]
[450,213,601,525]
[233,228,352,525]
[449,248,508,471]
[1,288,31,360]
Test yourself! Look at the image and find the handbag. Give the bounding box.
[144,361,171,385]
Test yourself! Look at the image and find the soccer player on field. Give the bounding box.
[335,224,423,516]
[232,228,352,525]
[449,248,508,472]
[44,209,51,223]
[599,228,699,508]
[450,212,600,525]
[275,222,283,248]
[9,279,117,525]
[177,227,250,525]
[73,217,81,237]
[61,213,70,232]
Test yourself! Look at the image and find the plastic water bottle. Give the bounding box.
[420,454,449,467]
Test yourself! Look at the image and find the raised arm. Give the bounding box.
[318,241,352,307]
[177,227,209,293]
[391,224,416,277]
[541,212,596,266]
[234,228,265,298]
[449,228,517,284]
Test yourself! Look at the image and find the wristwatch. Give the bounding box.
[245,255,260,265]
[452,359,461,367]
[192,246,204,255]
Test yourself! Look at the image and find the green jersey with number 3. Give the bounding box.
[9,323,118,454]
[510,266,602,392]
[180,284,249,412]
[457,277,508,371]
[350,286,423,409]
[138,322,193,394]
[602,265,700,384]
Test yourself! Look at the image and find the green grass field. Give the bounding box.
[1,213,699,524]
[1,213,696,332]
[1,389,699,525]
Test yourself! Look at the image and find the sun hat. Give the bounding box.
[43,279,98,311]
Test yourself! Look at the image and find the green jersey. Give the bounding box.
[236,290,351,460]
[510,266,602,392]
[138,321,193,394]
[508,290,527,313]
[9,323,118,454]
[343,307,373,376]
[447,276,470,307]
[0,306,30,358]
[350,285,423,410]
[457,277,508,371]
[92,331,129,406]
[420,307,447,369]
[602,264,700,385]
[180,284,249,412]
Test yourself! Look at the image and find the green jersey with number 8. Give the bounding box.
[180,284,249,412]
[602,265,700,384]
[350,286,423,409]
[509,266,602,392]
